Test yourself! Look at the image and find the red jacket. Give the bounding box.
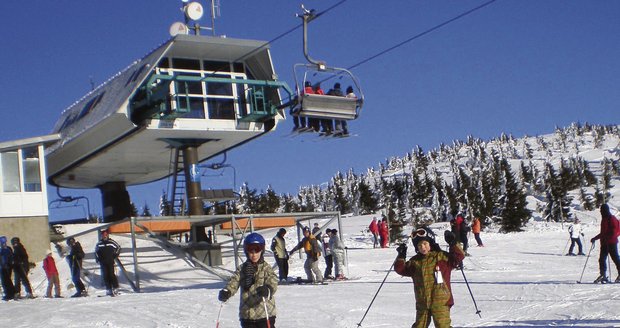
[379,221,389,237]
[593,215,620,245]
[42,255,58,278]
[369,220,379,235]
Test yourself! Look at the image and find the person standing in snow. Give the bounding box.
[394,229,464,328]
[472,216,484,247]
[270,228,289,282]
[328,229,347,280]
[11,237,34,299]
[450,214,462,242]
[369,217,379,248]
[67,237,87,297]
[590,204,620,283]
[566,218,585,256]
[218,233,278,328]
[379,217,390,248]
[0,236,16,301]
[42,249,61,298]
[322,229,334,279]
[95,230,121,296]
[289,226,323,284]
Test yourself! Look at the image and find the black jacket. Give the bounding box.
[12,243,29,272]
[69,242,85,268]
[95,238,121,265]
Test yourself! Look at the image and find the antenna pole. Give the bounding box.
[210,0,217,36]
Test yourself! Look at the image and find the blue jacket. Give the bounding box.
[0,246,14,269]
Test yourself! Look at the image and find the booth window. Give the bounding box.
[22,147,41,192]
[1,151,20,192]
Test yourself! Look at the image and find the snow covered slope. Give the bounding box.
[3,209,620,327]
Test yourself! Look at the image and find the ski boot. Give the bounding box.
[594,275,609,284]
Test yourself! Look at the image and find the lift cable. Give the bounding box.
[346,0,498,71]
[229,0,349,66]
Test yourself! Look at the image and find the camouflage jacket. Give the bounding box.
[225,260,278,320]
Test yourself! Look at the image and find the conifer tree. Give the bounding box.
[499,159,531,232]
[579,187,595,211]
[358,179,378,214]
[141,202,152,217]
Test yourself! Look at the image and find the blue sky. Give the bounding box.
[1,1,619,221]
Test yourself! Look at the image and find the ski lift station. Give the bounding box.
[0,1,361,264]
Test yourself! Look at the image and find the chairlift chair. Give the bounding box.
[289,5,365,121]
[292,63,364,120]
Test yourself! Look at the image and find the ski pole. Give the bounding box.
[356,259,396,327]
[577,242,595,283]
[215,302,224,328]
[460,266,482,318]
[345,247,350,277]
[262,297,272,328]
[562,237,570,255]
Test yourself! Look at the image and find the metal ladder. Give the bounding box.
[168,148,186,215]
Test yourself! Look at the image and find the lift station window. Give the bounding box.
[156,58,250,121]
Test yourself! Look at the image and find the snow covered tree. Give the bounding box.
[256,185,280,213]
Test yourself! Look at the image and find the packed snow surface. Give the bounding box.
[3,211,620,327]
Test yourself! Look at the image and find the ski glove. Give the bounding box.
[218,289,231,302]
[256,285,271,298]
[444,230,457,246]
[396,244,407,259]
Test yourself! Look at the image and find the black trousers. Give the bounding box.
[324,254,333,278]
[275,257,288,281]
[0,267,15,299]
[599,243,620,277]
[13,265,32,295]
[240,316,276,328]
[568,237,583,254]
[101,263,119,290]
[474,233,484,246]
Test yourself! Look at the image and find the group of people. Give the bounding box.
[271,224,347,285]
[0,229,122,301]
[368,217,390,248]
[449,214,485,256]
[219,224,348,327]
[0,236,34,301]
[291,81,356,136]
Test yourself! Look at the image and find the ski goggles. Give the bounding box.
[246,244,263,254]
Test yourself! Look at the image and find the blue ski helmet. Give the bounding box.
[244,232,265,254]
[0,236,6,245]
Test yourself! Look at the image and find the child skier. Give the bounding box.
[42,249,62,298]
[394,229,464,328]
[218,233,278,328]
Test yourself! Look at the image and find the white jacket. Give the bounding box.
[568,223,583,239]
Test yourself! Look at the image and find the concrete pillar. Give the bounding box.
[99,181,132,223]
